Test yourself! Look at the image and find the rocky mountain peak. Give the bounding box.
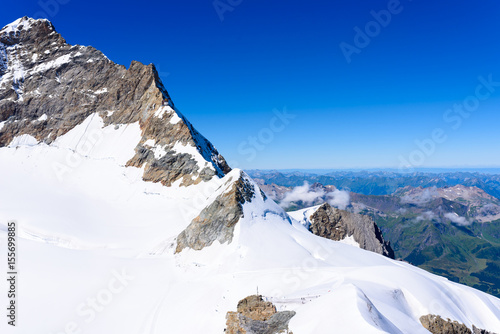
[0,17,230,187]
[309,203,395,258]
[0,17,57,46]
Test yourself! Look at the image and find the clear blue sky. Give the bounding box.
[3,0,500,169]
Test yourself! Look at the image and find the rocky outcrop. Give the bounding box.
[175,171,256,253]
[0,17,230,186]
[419,314,497,334]
[472,326,498,334]
[420,315,472,334]
[309,203,394,258]
[225,295,295,334]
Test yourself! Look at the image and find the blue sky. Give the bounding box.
[3,0,500,169]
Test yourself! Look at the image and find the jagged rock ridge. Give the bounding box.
[309,203,395,258]
[0,16,230,186]
[420,314,497,334]
[176,170,261,253]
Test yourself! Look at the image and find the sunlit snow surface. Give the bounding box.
[0,115,500,334]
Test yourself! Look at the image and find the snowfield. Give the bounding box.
[1,113,500,334]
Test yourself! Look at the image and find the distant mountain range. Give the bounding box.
[247,170,500,199]
[248,170,500,298]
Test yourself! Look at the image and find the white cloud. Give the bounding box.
[327,189,350,210]
[444,212,471,226]
[280,182,325,208]
[401,187,439,204]
[415,211,437,222]
[396,208,408,215]
[279,182,350,210]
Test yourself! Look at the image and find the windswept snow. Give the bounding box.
[94,87,108,94]
[169,113,182,124]
[338,234,360,247]
[288,205,321,228]
[31,54,73,74]
[51,113,141,165]
[154,106,174,119]
[0,17,48,35]
[0,43,26,100]
[37,114,48,121]
[151,144,168,159]
[8,134,38,147]
[172,141,210,169]
[0,42,7,75]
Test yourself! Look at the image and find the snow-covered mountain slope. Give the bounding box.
[0,16,230,187]
[1,17,500,334]
[2,139,500,333]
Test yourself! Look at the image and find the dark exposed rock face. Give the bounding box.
[309,203,394,258]
[472,326,498,334]
[225,295,295,334]
[175,171,256,253]
[420,315,472,334]
[419,314,497,334]
[0,17,230,186]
